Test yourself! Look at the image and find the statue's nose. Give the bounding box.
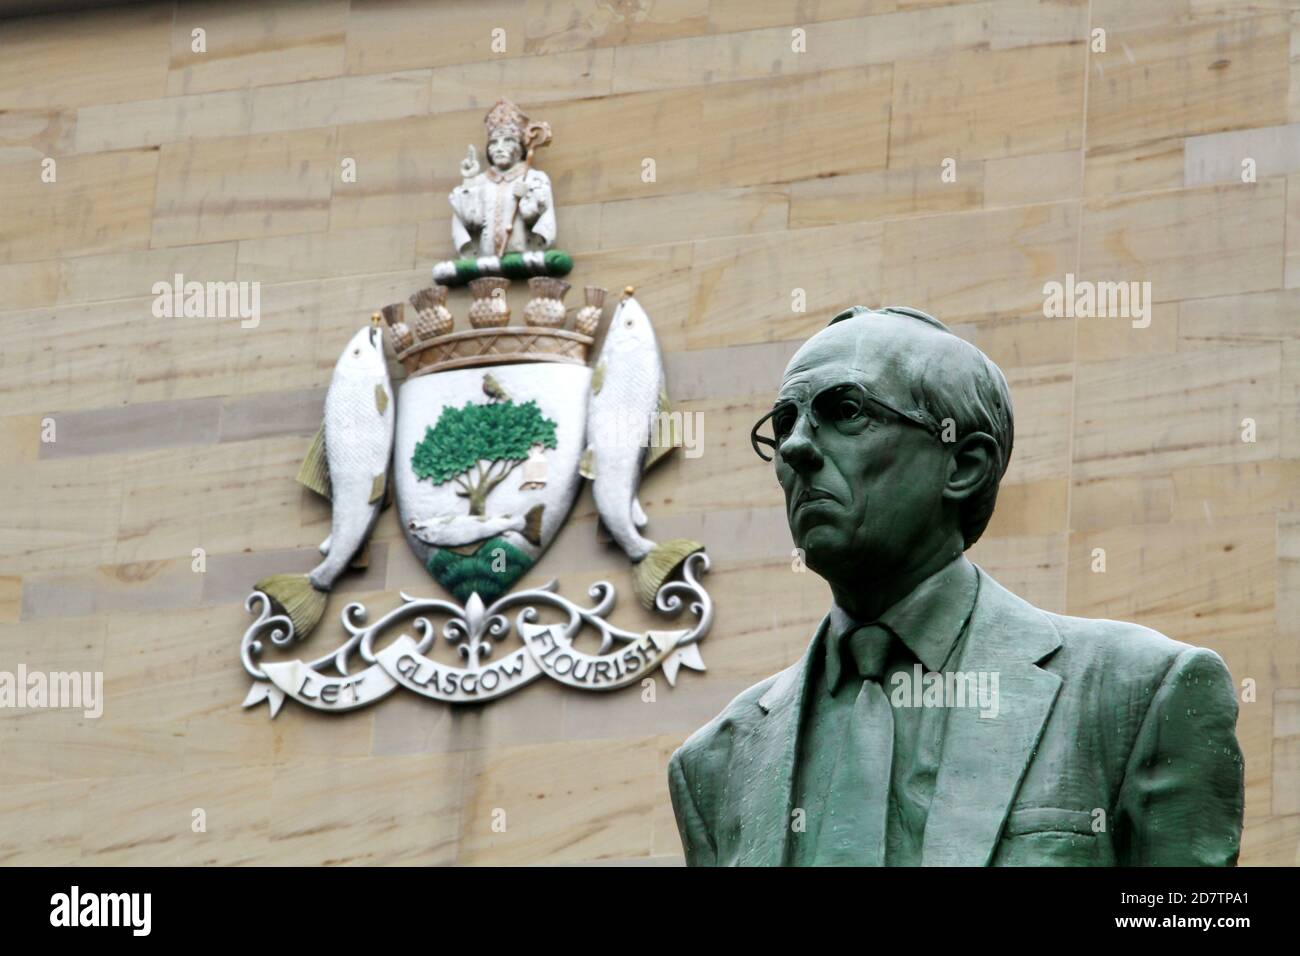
[779,415,823,472]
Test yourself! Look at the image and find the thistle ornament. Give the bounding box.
[468,277,511,328]
[410,285,453,340]
[379,306,413,353]
[574,286,606,336]
[523,276,570,328]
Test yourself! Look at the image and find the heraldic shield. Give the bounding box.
[240,290,714,717]
[394,361,588,603]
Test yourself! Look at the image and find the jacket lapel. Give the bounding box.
[921,567,1063,866]
[733,615,827,866]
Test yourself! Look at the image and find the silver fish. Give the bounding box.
[308,324,395,590]
[581,294,666,562]
[408,504,543,548]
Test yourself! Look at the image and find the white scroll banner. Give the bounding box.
[517,622,704,690]
[243,660,398,717]
[375,633,543,703]
[242,624,706,716]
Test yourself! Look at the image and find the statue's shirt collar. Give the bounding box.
[486,163,528,183]
[824,555,979,694]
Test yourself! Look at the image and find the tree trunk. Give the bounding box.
[465,459,521,516]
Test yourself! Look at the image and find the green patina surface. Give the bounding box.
[667,306,1246,868]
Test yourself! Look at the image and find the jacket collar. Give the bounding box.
[919,568,1062,865]
[749,564,1063,866]
[740,615,825,866]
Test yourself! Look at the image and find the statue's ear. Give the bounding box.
[943,431,999,504]
[827,305,873,326]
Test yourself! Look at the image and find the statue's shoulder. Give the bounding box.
[1035,604,1239,759]
[976,566,1209,681]
[1037,602,1219,685]
[670,669,784,773]
[450,176,483,195]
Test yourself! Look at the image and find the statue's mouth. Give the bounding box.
[794,487,837,509]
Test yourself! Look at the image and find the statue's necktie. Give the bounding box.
[817,624,895,865]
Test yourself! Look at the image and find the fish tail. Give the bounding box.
[253,574,329,639]
[632,538,705,610]
[308,549,350,592]
[521,504,545,546]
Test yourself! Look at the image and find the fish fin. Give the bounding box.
[643,385,675,472]
[643,443,671,471]
[374,383,389,415]
[521,504,545,546]
[633,538,705,610]
[632,497,648,528]
[349,540,371,570]
[319,534,332,555]
[579,446,595,479]
[369,471,387,505]
[296,423,331,497]
[591,361,605,395]
[253,574,328,639]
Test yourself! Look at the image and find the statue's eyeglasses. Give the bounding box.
[749,381,942,462]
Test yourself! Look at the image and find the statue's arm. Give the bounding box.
[668,748,717,866]
[517,186,542,220]
[448,186,478,254]
[519,171,556,247]
[1114,646,1244,866]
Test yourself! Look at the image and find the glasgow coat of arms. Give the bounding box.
[239,99,712,717]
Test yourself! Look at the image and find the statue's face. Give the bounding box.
[487,132,523,169]
[770,319,957,585]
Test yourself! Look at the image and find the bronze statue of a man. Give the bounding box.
[668,306,1244,866]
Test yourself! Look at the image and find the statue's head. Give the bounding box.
[482,98,539,172]
[486,129,524,170]
[751,307,1013,589]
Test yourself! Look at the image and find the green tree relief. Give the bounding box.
[412,399,558,516]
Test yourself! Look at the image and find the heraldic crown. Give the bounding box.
[378,280,592,379]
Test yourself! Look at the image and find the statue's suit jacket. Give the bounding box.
[668,566,1244,866]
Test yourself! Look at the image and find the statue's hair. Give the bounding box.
[829,304,951,333]
[827,305,1015,550]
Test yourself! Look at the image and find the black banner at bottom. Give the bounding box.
[0,865,1280,942]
